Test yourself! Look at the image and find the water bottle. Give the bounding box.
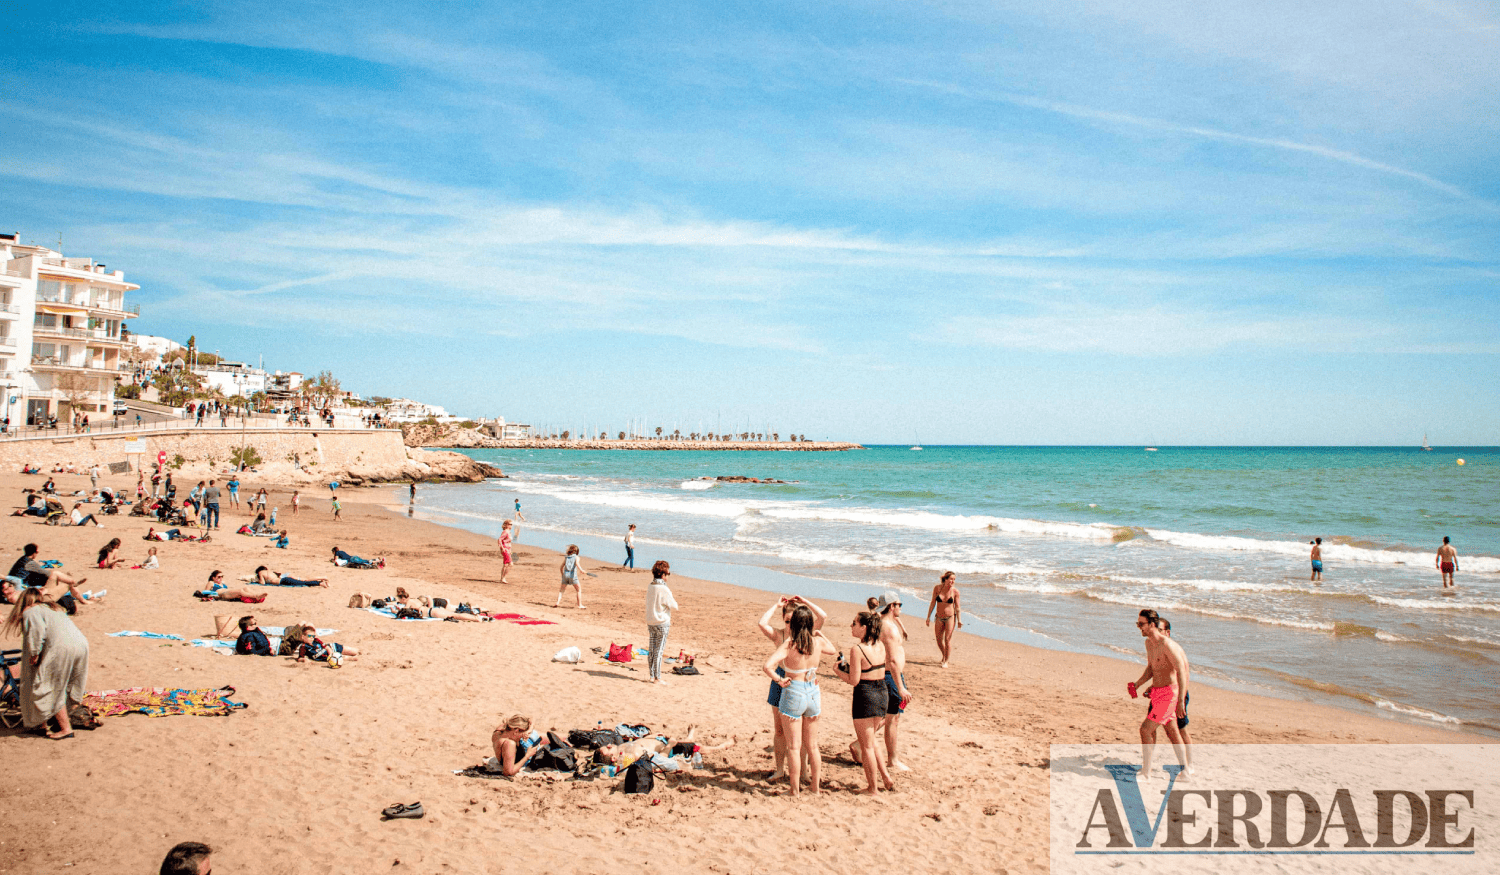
[691,750,703,770]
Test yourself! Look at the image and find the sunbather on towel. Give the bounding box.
[254,566,328,587]
[196,570,262,602]
[234,615,273,655]
[293,626,358,664]
[594,725,737,771]
[331,547,383,569]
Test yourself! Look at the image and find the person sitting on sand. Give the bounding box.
[234,615,273,655]
[41,478,56,494]
[11,490,46,517]
[69,503,103,528]
[9,543,86,613]
[159,841,213,875]
[97,538,124,569]
[331,547,382,569]
[594,725,736,772]
[488,715,548,776]
[254,565,328,587]
[247,512,273,534]
[272,530,289,549]
[134,547,160,570]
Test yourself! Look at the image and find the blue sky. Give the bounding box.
[4,1,1497,444]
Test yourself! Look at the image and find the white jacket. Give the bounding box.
[645,580,678,626]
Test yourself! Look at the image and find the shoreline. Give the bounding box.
[418,439,865,451]
[1,468,1486,874]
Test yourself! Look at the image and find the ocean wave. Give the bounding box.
[1368,596,1500,613]
[993,582,1083,596]
[679,480,716,491]
[1373,698,1464,725]
[759,506,1119,539]
[1144,528,1500,573]
[730,534,1047,577]
[1080,592,1336,631]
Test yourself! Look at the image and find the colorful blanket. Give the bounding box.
[109,631,183,640]
[486,613,557,625]
[82,686,248,719]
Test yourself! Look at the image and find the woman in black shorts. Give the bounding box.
[833,610,894,794]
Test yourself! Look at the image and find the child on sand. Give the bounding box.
[291,490,299,516]
[331,495,341,521]
[498,520,514,584]
[556,545,585,609]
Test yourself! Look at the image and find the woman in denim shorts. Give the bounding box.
[763,605,837,796]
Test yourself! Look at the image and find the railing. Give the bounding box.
[0,304,19,314]
[0,414,386,442]
[0,337,15,349]
[0,267,24,278]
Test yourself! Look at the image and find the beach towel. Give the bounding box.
[364,606,440,622]
[82,686,247,719]
[109,631,184,640]
[515,620,557,625]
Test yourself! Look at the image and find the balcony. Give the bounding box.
[31,324,128,343]
[30,354,120,374]
[0,304,18,318]
[0,336,15,349]
[35,294,139,318]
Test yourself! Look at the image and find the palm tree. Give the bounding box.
[655,426,663,439]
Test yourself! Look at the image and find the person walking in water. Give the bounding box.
[1437,536,1458,589]
[1310,537,1323,582]
[925,571,962,668]
[623,524,636,569]
[514,497,525,521]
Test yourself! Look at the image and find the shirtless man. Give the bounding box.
[595,725,737,771]
[1437,536,1458,589]
[850,590,913,772]
[1134,616,1192,770]
[1132,609,1190,778]
[1309,537,1323,582]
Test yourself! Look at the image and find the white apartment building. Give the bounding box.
[0,232,139,425]
[192,362,269,397]
[383,398,462,424]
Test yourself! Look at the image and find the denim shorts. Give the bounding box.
[777,680,821,719]
[885,671,907,714]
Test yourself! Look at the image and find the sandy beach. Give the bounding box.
[0,467,1484,875]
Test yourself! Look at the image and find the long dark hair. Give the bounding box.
[97,538,121,563]
[857,611,882,645]
[788,605,815,655]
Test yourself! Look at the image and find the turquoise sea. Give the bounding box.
[412,446,1499,734]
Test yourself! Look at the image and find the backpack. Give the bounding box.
[607,643,633,663]
[396,607,424,620]
[527,731,577,772]
[623,759,655,794]
[568,728,626,750]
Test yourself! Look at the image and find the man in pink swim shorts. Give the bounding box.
[1132,609,1191,778]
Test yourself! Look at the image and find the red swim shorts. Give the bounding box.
[1147,685,1178,726]
[1442,562,1455,574]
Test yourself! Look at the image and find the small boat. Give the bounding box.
[1422,433,1433,451]
[911,431,923,451]
[1145,447,1158,452]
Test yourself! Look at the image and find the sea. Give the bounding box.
[406,445,1499,735]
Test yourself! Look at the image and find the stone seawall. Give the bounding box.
[1,429,501,483]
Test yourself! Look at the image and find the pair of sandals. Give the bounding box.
[381,802,424,820]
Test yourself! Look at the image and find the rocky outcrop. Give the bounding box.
[401,423,505,449]
[710,476,793,484]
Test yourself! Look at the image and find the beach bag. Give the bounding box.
[371,598,388,609]
[396,607,424,620]
[527,732,577,772]
[623,759,655,794]
[432,597,448,609]
[671,665,700,676]
[568,728,625,750]
[607,643,633,663]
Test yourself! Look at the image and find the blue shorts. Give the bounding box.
[767,666,786,707]
[777,680,821,719]
[1311,561,1323,572]
[885,671,907,715]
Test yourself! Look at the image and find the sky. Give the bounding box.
[3,1,1498,445]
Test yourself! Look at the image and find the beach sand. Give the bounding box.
[0,469,1483,874]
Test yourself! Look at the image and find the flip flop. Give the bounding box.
[51,732,75,740]
[381,802,424,819]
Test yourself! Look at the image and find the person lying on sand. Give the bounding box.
[254,566,329,587]
[9,543,87,611]
[293,626,358,665]
[331,547,383,569]
[195,570,264,602]
[594,725,736,772]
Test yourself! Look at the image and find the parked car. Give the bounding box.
[112,401,129,416]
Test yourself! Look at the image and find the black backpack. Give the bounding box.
[527,732,578,772]
[568,728,626,750]
[623,759,655,794]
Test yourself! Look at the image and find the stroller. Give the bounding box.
[1,648,22,729]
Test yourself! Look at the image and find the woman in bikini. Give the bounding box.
[832,610,894,795]
[756,595,827,782]
[254,566,329,587]
[925,571,962,668]
[763,604,838,795]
